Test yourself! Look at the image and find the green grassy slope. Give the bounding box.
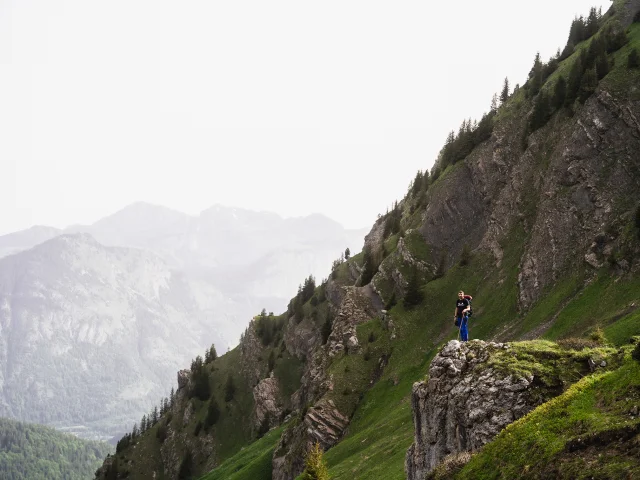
[198,427,284,480]
[453,347,640,480]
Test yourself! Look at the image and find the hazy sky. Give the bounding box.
[1,0,606,235]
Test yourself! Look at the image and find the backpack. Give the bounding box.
[465,295,473,317]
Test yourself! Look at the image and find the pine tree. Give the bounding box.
[268,349,276,372]
[553,76,567,110]
[360,245,378,286]
[225,374,236,402]
[595,51,609,80]
[529,91,551,131]
[344,247,350,260]
[403,268,423,309]
[152,406,159,425]
[321,315,333,344]
[459,244,471,266]
[204,399,220,430]
[178,450,193,480]
[301,442,330,480]
[628,49,640,68]
[528,52,543,96]
[578,67,598,103]
[490,93,498,112]
[500,77,510,103]
[140,414,147,433]
[565,57,583,106]
[170,387,175,408]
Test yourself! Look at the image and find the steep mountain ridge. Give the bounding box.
[94,2,640,479]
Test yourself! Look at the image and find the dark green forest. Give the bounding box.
[0,417,112,480]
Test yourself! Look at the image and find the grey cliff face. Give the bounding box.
[407,84,640,314]
[272,285,381,480]
[253,374,284,431]
[406,340,547,480]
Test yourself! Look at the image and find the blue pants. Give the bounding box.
[457,315,469,341]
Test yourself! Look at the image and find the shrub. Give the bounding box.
[178,451,193,480]
[204,399,220,430]
[385,292,397,310]
[589,326,606,345]
[403,268,424,309]
[459,244,471,266]
[156,424,168,443]
[426,452,472,480]
[301,442,330,480]
[363,347,371,361]
[257,413,270,439]
[224,375,236,402]
[557,338,599,350]
[628,49,640,69]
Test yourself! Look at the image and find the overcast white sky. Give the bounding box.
[0,0,607,235]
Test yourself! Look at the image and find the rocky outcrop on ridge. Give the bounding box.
[272,285,381,480]
[406,340,558,479]
[253,373,284,430]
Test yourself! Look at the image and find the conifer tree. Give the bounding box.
[500,77,510,103]
[628,49,640,68]
[140,414,147,433]
[225,374,236,402]
[170,387,175,408]
[596,51,609,80]
[565,57,583,106]
[360,245,378,286]
[204,398,220,430]
[403,268,423,309]
[301,442,330,480]
[344,247,350,260]
[530,91,551,131]
[578,67,598,103]
[152,406,159,425]
[529,52,543,96]
[553,76,567,110]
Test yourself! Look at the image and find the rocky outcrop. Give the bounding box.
[284,316,321,361]
[240,322,266,388]
[273,286,381,480]
[253,373,284,430]
[327,286,380,357]
[272,400,350,480]
[405,340,558,479]
[363,217,386,255]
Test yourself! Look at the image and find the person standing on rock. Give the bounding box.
[454,291,472,341]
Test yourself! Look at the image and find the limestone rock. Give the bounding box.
[240,323,266,388]
[177,369,191,391]
[253,374,283,430]
[405,340,557,479]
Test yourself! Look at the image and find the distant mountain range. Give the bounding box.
[0,203,367,441]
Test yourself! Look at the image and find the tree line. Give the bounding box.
[0,417,111,480]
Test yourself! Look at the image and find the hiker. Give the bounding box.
[454,290,472,341]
